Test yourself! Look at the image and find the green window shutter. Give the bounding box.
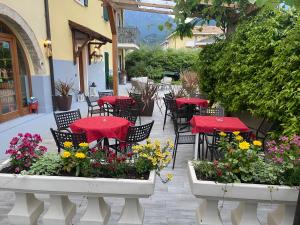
[103,6,109,21]
[84,0,88,6]
[104,52,110,89]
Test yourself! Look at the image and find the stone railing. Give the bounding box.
[0,160,156,225]
[188,161,298,225]
[118,26,140,45]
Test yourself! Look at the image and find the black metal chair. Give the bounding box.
[249,118,274,150]
[164,92,174,100]
[50,128,88,153]
[129,93,143,124]
[163,97,174,130]
[197,106,225,117]
[113,108,138,125]
[172,117,199,169]
[111,120,154,153]
[85,95,106,117]
[53,109,81,132]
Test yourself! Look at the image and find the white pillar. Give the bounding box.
[118,198,144,225]
[41,195,76,225]
[231,202,261,225]
[196,199,223,225]
[8,193,44,225]
[267,204,296,225]
[80,197,111,225]
[194,133,199,159]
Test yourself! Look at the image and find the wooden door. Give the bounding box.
[78,51,85,93]
[0,33,22,122]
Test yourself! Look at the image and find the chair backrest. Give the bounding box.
[257,118,273,136]
[165,98,177,113]
[114,109,138,124]
[199,107,224,117]
[50,128,87,152]
[164,92,174,100]
[115,98,134,111]
[53,109,81,131]
[126,120,154,143]
[85,95,92,107]
[98,91,113,98]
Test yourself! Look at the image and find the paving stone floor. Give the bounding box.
[0,84,276,225]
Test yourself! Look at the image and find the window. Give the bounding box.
[75,0,88,6]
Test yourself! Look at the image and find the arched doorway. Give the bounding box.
[0,21,32,122]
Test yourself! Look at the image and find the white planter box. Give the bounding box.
[0,160,156,225]
[188,161,298,225]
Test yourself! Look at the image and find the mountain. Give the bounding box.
[124,10,175,46]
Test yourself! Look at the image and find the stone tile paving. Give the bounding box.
[0,84,276,225]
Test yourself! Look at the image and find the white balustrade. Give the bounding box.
[196,199,222,225]
[118,198,144,225]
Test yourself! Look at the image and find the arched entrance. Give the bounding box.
[0,21,32,122]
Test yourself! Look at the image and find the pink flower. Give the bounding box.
[15,167,20,173]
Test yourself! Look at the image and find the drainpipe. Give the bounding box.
[44,0,56,111]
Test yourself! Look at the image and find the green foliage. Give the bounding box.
[125,47,199,81]
[197,8,300,135]
[26,153,63,176]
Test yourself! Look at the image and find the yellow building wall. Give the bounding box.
[0,0,49,75]
[49,0,113,67]
[167,36,194,49]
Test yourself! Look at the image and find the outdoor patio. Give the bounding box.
[0,84,277,225]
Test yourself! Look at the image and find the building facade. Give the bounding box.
[161,25,223,50]
[0,0,116,123]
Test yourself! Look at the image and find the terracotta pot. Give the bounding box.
[140,100,154,116]
[55,95,72,111]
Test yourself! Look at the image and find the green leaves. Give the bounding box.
[198,8,300,135]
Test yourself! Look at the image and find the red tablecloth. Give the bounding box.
[190,116,249,134]
[97,96,134,106]
[70,116,131,143]
[176,97,208,108]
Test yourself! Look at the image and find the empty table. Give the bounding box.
[176,97,208,108]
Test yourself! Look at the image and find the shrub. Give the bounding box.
[197,8,300,135]
[126,47,199,81]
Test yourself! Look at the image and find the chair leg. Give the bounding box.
[163,110,168,130]
[172,142,178,170]
[172,137,177,159]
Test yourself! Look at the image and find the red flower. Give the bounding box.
[127,152,133,157]
[217,169,222,177]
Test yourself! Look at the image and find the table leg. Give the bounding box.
[194,133,199,160]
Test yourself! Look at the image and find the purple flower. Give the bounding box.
[279,136,289,142]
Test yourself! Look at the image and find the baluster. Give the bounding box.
[196,199,223,225]
[8,192,44,225]
[118,198,144,225]
[41,195,76,225]
[80,196,111,225]
[231,201,260,225]
[267,204,296,225]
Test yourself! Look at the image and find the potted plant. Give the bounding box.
[55,79,74,111]
[188,133,299,225]
[0,136,173,225]
[139,81,159,116]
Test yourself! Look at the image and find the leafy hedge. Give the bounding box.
[197,8,300,135]
[126,47,199,80]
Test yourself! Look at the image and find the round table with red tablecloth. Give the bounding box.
[70,116,131,143]
[176,97,208,108]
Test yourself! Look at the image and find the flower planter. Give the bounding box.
[187,161,298,225]
[0,160,156,225]
[140,100,154,116]
[55,95,72,111]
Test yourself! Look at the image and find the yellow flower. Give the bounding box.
[219,132,227,137]
[166,173,173,180]
[62,151,71,158]
[79,142,89,148]
[155,149,162,157]
[151,158,157,166]
[63,141,73,148]
[253,140,262,147]
[75,152,86,159]
[233,131,240,136]
[235,135,243,141]
[146,138,151,144]
[239,141,250,150]
[154,140,161,147]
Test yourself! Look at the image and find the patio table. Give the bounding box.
[176,97,208,108]
[97,96,134,107]
[69,116,131,143]
[190,116,249,159]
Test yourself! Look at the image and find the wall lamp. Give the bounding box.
[43,39,52,57]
